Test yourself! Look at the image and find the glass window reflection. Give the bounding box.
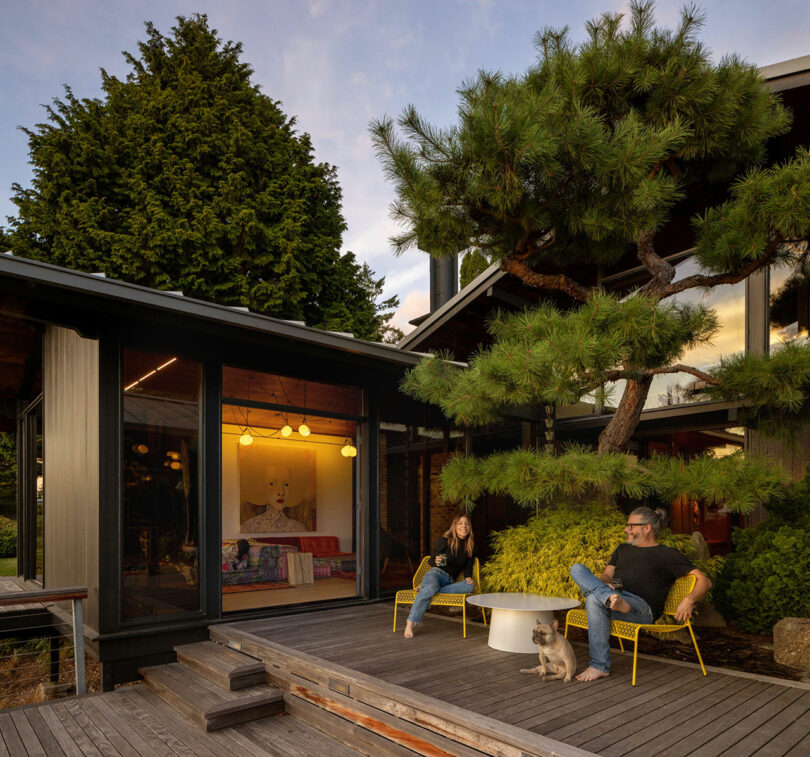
[646,257,745,409]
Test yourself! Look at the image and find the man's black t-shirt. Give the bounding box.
[607,543,694,619]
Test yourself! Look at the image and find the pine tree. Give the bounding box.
[372,2,810,510]
[4,15,397,341]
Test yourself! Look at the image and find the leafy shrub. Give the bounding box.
[714,462,810,634]
[482,503,722,601]
[0,516,16,558]
[714,523,810,634]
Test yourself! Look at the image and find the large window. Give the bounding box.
[379,423,466,592]
[646,257,745,409]
[221,367,362,612]
[122,350,201,619]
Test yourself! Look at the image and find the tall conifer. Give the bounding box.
[5,15,397,340]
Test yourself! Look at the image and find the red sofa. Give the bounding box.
[251,536,356,578]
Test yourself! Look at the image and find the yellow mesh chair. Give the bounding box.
[564,574,707,685]
[393,556,485,638]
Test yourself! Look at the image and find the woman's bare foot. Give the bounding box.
[404,621,415,639]
[608,594,631,613]
[575,666,610,682]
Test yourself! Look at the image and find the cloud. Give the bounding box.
[391,288,430,335]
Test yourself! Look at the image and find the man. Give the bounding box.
[569,506,712,682]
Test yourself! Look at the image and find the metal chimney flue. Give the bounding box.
[429,256,459,312]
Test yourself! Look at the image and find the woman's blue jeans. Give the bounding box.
[569,563,654,672]
[407,568,474,623]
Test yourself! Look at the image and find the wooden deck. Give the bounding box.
[221,603,810,757]
[0,684,364,756]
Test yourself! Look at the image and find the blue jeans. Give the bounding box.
[407,568,474,623]
[569,563,654,673]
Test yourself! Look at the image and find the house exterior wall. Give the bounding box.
[43,325,100,631]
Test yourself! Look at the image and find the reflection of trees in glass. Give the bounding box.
[0,433,15,521]
[770,271,810,339]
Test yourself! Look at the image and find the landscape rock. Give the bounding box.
[690,531,711,562]
[773,617,810,670]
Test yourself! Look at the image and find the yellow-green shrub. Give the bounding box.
[482,504,723,600]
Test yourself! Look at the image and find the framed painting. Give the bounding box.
[238,442,316,532]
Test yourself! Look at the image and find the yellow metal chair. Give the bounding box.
[392,556,485,638]
[564,574,707,686]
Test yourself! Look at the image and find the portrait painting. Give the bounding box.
[238,442,316,532]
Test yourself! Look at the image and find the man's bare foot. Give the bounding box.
[404,621,415,639]
[575,666,610,682]
[608,594,631,613]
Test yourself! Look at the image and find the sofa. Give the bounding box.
[251,535,356,579]
[221,539,298,585]
[299,536,356,577]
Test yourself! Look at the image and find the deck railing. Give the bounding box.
[0,586,88,702]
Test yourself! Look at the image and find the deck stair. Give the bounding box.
[210,624,597,757]
[174,639,267,689]
[139,642,283,731]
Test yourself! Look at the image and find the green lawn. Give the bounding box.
[0,557,17,577]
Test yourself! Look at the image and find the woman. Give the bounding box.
[404,514,476,638]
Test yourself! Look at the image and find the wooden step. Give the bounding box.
[139,662,283,731]
[175,640,266,690]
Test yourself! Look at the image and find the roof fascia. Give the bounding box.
[0,254,422,368]
[397,261,505,350]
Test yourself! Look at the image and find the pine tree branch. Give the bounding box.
[500,255,592,301]
[665,156,684,181]
[636,231,675,294]
[646,363,721,385]
[660,236,784,298]
[514,229,556,261]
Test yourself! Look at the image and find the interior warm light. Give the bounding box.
[349,445,357,458]
[170,461,182,470]
[124,356,178,391]
[239,430,254,446]
[134,443,149,455]
[280,424,293,437]
[298,421,311,437]
[341,439,352,457]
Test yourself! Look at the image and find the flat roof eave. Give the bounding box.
[0,254,423,369]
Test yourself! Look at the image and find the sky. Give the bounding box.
[1,1,809,335]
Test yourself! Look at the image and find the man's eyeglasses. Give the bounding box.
[625,523,647,528]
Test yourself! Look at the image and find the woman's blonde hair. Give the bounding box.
[443,514,474,557]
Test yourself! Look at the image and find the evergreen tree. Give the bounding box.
[3,15,397,341]
[460,250,491,288]
[372,2,810,509]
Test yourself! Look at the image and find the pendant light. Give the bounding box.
[239,376,255,445]
[297,382,310,436]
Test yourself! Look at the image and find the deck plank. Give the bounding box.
[0,713,25,757]
[36,706,83,757]
[7,710,48,757]
[19,709,65,757]
[51,702,104,757]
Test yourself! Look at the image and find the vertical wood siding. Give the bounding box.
[44,326,100,631]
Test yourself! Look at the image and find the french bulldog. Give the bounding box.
[520,618,577,683]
